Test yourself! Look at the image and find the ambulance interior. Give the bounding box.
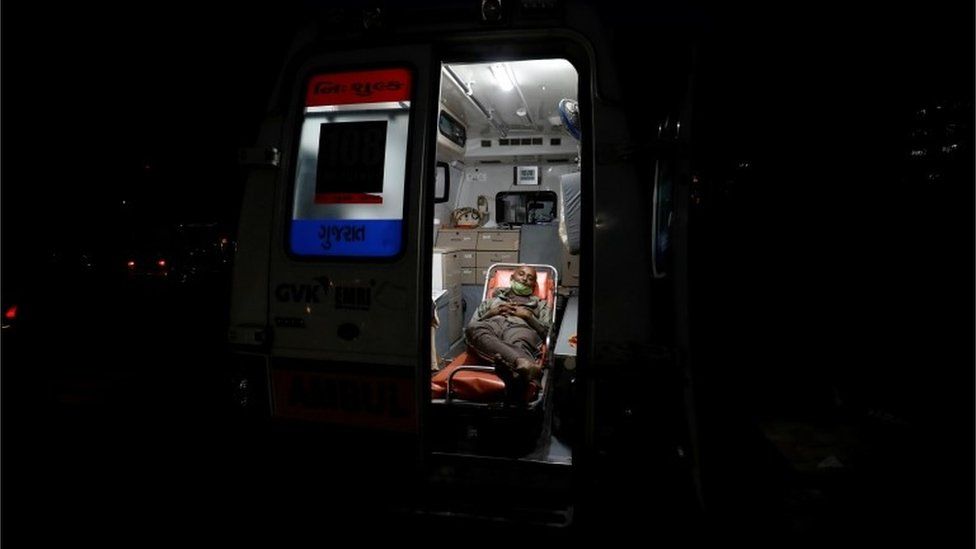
[429,59,581,464]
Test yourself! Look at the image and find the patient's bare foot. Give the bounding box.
[491,353,512,372]
[514,358,542,381]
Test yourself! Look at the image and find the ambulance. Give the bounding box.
[228,0,700,528]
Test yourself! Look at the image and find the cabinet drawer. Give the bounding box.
[476,250,518,268]
[475,230,520,251]
[457,250,477,268]
[435,229,477,249]
[460,267,479,285]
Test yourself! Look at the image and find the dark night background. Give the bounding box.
[2,0,973,544]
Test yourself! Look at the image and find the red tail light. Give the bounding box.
[4,305,17,320]
[157,259,167,268]
[127,260,136,269]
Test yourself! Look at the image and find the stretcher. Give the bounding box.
[431,263,558,412]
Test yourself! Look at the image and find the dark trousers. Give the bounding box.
[465,316,542,366]
[465,316,543,398]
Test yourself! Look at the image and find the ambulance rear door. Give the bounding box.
[266,46,435,437]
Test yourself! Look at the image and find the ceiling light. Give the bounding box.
[489,63,514,92]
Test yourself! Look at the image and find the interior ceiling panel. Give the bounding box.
[441,59,578,138]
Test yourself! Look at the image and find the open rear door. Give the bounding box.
[265,46,434,438]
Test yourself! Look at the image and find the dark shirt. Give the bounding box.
[471,287,551,332]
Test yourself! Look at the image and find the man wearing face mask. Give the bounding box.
[465,265,551,400]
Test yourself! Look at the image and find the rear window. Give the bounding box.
[289,68,412,258]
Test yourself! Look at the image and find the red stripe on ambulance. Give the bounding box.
[306,68,412,106]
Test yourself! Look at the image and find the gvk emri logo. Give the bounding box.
[275,276,330,303]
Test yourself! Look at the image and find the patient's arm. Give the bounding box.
[513,306,547,338]
[473,296,515,322]
[483,303,515,319]
[534,299,551,332]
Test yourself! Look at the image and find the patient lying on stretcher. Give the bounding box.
[464,265,551,401]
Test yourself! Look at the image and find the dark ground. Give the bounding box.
[1,270,970,545]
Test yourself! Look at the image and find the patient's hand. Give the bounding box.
[488,303,517,318]
[512,307,534,320]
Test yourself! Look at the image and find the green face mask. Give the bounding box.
[510,280,533,296]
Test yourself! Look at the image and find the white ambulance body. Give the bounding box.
[228,1,697,526]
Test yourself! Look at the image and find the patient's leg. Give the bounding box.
[506,326,543,401]
[504,325,542,361]
[465,318,529,367]
[514,357,543,382]
[466,319,536,400]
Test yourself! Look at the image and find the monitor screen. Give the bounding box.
[496,191,557,225]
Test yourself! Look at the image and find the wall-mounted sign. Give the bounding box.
[515,165,540,185]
